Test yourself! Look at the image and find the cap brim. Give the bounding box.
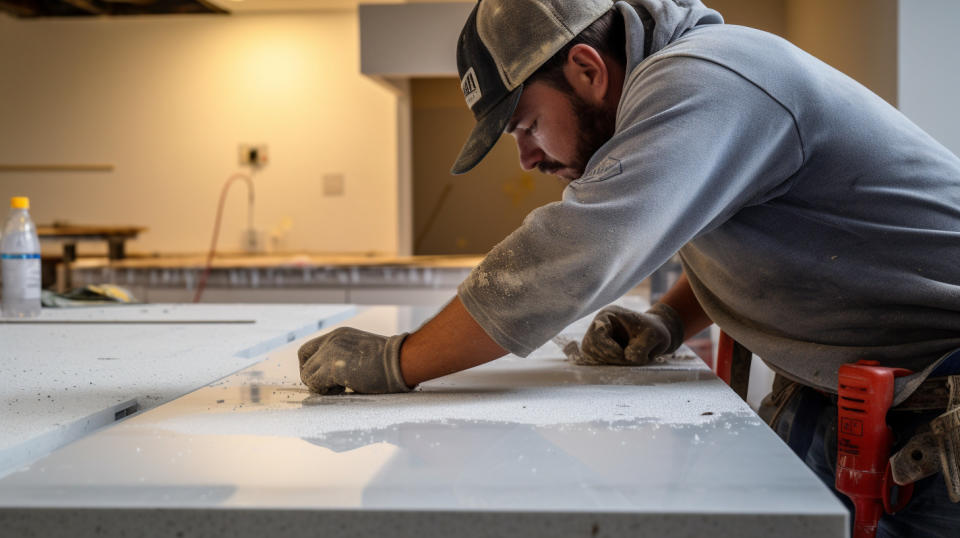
[450,87,523,175]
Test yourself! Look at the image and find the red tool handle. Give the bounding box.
[836,360,911,538]
[716,331,735,384]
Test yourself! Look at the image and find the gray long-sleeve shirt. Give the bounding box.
[457,1,960,399]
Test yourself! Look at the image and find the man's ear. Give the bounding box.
[563,43,609,104]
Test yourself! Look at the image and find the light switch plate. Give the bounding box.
[323,174,345,196]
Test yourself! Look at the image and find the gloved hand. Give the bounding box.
[574,303,684,366]
[298,327,413,395]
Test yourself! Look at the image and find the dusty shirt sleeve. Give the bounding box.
[458,55,804,356]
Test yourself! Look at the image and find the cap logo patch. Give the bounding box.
[461,67,482,109]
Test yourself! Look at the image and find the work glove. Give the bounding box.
[298,327,413,395]
[574,303,684,366]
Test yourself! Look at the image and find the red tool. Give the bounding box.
[716,331,735,384]
[715,331,752,400]
[836,360,914,538]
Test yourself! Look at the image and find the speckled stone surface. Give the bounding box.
[0,305,848,537]
[0,303,355,475]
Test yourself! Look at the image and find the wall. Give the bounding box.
[411,78,564,255]
[898,0,960,157]
[707,0,787,38]
[784,0,898,105]
[0,12,400,256]
[357,2,476,256]
[715,0,898,106]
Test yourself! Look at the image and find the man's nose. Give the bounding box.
[516,136,544,171]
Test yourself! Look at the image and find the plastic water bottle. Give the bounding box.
[1,196,42,318]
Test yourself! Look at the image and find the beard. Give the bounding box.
[536,92,618,179]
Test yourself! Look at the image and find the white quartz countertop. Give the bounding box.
[0,304,848,537]
[0,303,355,476]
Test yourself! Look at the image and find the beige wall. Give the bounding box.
[710,0,897,105]
[785,0,898,105]
[411,78,563,255]
[708,0,787,38]
[0,12,400,256]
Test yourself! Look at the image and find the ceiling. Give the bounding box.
[213,0,472,12]
[0,0,224,16]
[211,0,399,12]
[0,0,471,17]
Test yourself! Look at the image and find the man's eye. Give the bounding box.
[528,120,538,134]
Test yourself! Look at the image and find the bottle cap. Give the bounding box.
[10,197,29,209]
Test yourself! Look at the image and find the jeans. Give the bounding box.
[763,381,960,537]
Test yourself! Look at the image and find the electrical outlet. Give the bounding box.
[323,173,345,196]
[243,228,264,253]
[238,144,269,167]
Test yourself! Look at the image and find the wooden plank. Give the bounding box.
[36,225,147,239]
[0,164,114,172]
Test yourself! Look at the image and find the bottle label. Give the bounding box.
[2,255,42,300]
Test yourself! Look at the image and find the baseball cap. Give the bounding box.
[450,0,615,175]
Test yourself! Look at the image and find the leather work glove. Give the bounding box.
[298,327,413,395]
[574,303,684,366]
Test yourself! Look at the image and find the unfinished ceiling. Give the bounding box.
[0,0,230,16]
[216,0,471,13]
[0,0,471,17]
[219,0,401,13]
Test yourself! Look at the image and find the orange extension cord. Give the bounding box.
[193,173,254,303]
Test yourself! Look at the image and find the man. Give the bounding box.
[299,1,960,534]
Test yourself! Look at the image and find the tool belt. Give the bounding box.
[723,332,960,518]
[756,362,960,507]
[830,360,960,538]
[888,372,960,503]
[759,364,959,538]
